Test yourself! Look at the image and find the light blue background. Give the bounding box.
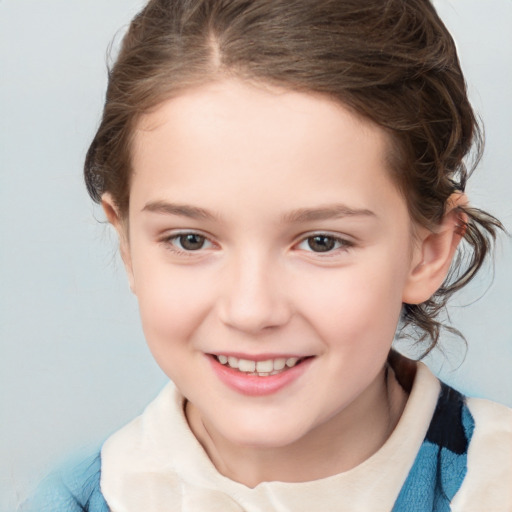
[1,0,511,509]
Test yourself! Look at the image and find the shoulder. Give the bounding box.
[451,396,512,511]
[20,450,109,512]
[393,363,512,512]
[393,380,473,511]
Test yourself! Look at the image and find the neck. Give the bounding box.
[186,365,407,487]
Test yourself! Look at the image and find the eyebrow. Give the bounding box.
[142,201,217,221]
[282,204,377,223]
[142,201,376,223]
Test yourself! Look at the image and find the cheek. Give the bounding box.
[135,279,212,384]
[131,256,215,352]
[295,258,407,345]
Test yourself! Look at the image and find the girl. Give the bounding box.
[24,0,512,510]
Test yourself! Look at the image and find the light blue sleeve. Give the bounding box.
[19,451,109,512]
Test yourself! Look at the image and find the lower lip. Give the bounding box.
[208,356,313,396]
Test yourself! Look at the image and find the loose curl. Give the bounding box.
[85,0,503,354]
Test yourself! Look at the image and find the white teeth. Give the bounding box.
[238,359,256,372]
[216,355,304,374]
[255,360,273,373]
[273,358,286,370]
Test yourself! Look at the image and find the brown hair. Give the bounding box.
[84,0,503,354]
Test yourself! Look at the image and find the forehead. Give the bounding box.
[135,79,386,154]
[130,79,407,224]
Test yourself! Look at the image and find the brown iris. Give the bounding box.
[307,235,336,252]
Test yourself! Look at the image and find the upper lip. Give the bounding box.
[208,352,313,361]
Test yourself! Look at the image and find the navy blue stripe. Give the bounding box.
[425,383,468,455]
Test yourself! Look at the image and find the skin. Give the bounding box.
[103,78,463,487]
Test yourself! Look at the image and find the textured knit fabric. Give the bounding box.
[22,363,512,511]
[392,385,474,512]
[21,453,108,512]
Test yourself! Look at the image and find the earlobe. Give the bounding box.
[402,193,468,305]
[101,194,136,293]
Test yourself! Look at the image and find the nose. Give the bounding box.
[218,252,292,334]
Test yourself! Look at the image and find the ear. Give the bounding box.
[402,193,467,305]
[101,194,136,293]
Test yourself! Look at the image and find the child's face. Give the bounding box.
[116,79,424,449]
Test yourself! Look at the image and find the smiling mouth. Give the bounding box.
[212,354,310,377]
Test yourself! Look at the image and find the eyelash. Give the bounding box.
[296,233,355,255]
[160,231,354,256]
[160,232,214,256]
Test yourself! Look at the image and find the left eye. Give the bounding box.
[297,235,351,253]
[169,233,212,251]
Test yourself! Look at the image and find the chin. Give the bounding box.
[214,415,313,450]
